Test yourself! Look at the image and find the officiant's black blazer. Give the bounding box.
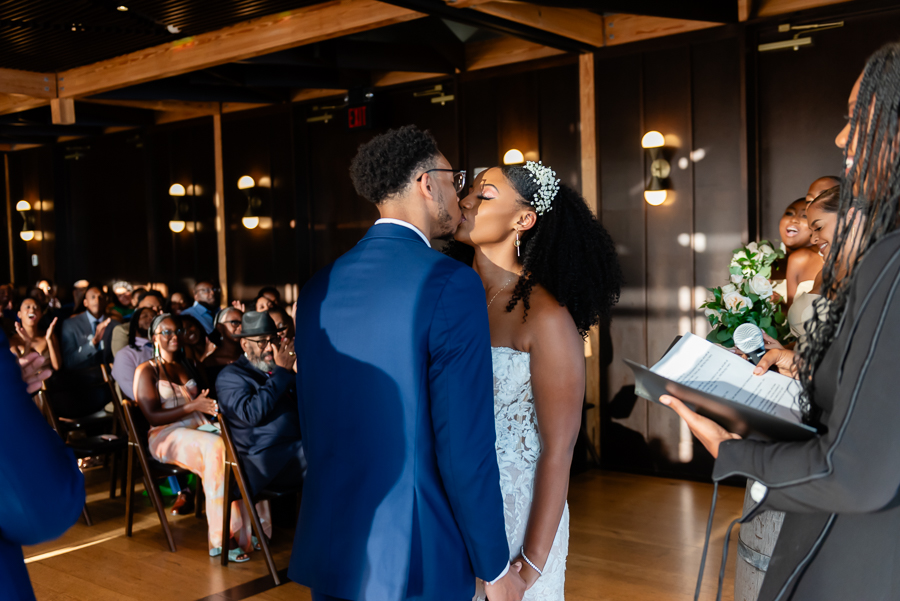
[714,231,900,600]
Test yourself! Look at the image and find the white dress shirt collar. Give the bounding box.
[374,218,431,248]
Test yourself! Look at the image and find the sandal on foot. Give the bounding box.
[228,548,250,563]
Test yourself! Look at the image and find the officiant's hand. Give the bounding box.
[753,347,797,378]
[660,395,741,459]
[484,562,526,601]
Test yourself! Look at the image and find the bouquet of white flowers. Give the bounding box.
[700,241,791,348]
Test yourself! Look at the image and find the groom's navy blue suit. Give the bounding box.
[288,223,509,601]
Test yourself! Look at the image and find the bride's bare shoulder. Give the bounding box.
[521,285,580,351]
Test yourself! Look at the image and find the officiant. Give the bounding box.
[659,41,900,601]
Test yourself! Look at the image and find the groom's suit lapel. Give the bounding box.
[358,222,431,248]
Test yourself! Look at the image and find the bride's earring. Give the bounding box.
[514,230,521,257]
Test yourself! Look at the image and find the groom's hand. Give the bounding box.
[484,562,526,601]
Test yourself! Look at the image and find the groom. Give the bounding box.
[289,125,524,601]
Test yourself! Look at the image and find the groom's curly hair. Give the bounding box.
[349,124,440,204]
[446,166,623,335]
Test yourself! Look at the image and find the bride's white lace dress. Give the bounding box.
[474,347,569,600]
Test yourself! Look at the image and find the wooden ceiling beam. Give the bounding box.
[0,94,51,116]
[755,0,852,17]
[291,89,348,102]
[443,0,494,7]
[602,14,720,46]
[56,0,424,99]
[472,2,606,47]
[466,36,566,71]
[0,68,57,98]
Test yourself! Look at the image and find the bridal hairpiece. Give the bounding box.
[522,160,560,216]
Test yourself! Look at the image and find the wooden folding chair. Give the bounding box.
[120,398,203,552]
[219,414,302,585]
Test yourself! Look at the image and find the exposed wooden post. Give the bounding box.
[579,52,601,459]
[213,109,228,306]
[4,154,13,283]
[50,98,76,124]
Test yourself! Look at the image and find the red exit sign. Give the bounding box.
[347,105,370,129]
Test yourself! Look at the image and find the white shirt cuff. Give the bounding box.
[750,480,768,503]
[487,562,510,585]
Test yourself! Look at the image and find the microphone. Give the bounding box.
[733,323,767,365]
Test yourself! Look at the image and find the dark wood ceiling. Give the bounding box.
[0,0,323,72]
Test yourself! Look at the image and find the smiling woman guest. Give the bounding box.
[133,314,255,562]
[773,198,823,308]
[9,297,60,370]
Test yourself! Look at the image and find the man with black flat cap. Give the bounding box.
[216,311,306,498]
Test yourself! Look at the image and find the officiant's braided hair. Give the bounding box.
[797,41,900,424]
[447,167,622,334]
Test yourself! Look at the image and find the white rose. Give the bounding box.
[759,244,775,256]
[733,251,747,261]
[730,273,743,284]
[704,307,721,319]
[748,274,774,298]
[747,242,758,252]
[722,283,737,294]
[723,291,752,313]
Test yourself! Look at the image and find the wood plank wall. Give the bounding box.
[597,36,745,479]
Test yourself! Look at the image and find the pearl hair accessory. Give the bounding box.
[522,160,560,216]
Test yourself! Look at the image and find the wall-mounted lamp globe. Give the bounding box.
[169,183,186,197]
[238,175,262,229]
[642,131,670,206]
[242,216,260,230]
[643,190,667,206]
[16,200,31,211]
[20,230,34,241]
[502,149,524,165]
[641,131,665,149]
[237,175,255,190]
[168,183,187,233]
[169,220,186,233]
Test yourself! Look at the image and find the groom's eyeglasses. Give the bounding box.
[417,169,466,193]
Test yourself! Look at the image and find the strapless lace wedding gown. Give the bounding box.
[474,347,569,601]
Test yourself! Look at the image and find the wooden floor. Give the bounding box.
[26,467,744,601]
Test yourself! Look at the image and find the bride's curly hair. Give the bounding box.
[446,165,622,335]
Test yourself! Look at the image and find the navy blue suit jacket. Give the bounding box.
[0,330,85,600]
[288,223,509,601]
[216,356,303,495]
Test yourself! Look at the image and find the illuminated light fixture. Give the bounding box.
[116,5,128,11]
[16,200,36,240]
[238,175,263,230]
[16,200,31,211]
[503,149,524,165]
[168,183,187,233]
[642,131,671,206]
[643,190,667,206]
[641,131,665,149]
[20,230,35,241]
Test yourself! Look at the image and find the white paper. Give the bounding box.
[652,333,803,422]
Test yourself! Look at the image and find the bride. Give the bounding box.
[448,162,622,599]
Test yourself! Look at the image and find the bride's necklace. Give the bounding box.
[487,276,516,308]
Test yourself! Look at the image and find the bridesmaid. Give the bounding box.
[133,314,254,562]
[9,297,60,370]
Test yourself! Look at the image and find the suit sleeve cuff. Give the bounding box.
[487,562,510,585]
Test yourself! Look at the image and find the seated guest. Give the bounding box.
[804,175,841,203]
[60,285,112,370]
[203,307,243,393]
[181,314,215,364]
[258,286,281,307]
[268,306,295,340]
[254,293,275,313]
[111,307,155,400]
[111,281,134,319]
[9,297,61,370]
[166,291,188,315]
[217,311,305,498]
[129,287,146,309]
[181,281,219,334]
[111,290,164,357]
[134,314,255,562]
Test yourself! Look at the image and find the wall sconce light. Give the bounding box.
[168,183,187,233]
[238,175,262,230]
[16,200,36,241]
[503,149,525,165]
[642,131,670,206]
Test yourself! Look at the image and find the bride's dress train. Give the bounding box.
[474,347,569,601]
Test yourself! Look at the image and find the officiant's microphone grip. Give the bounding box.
[733,323,767,365]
